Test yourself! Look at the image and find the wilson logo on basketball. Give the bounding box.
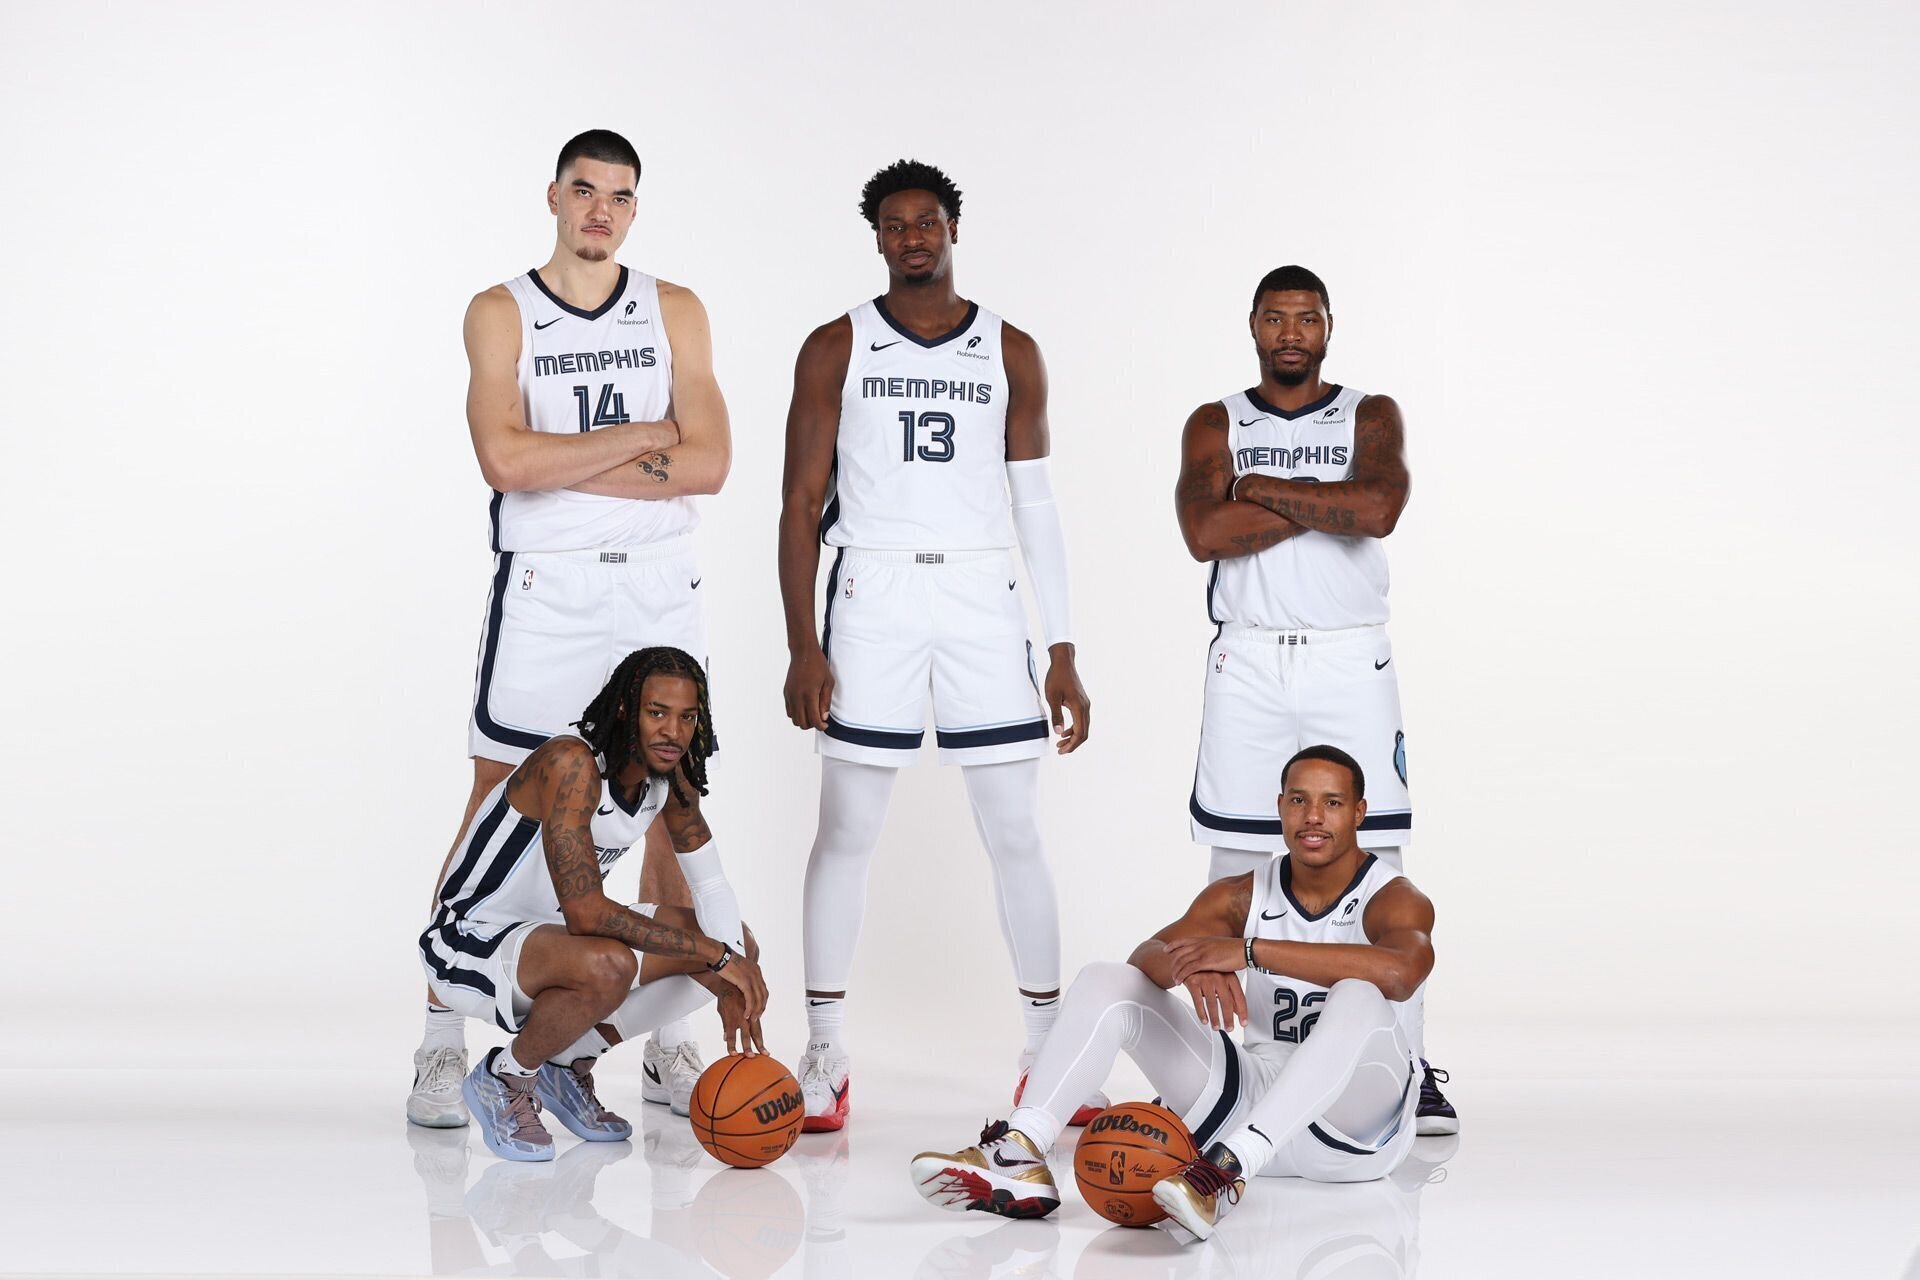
[752,1089,802,1126]
[1085,1113,1170,1146]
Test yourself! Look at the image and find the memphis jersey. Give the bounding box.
[420,740,668,980]
[1240,853,1415,1064]
[820,299,1015,550]
[490,266,690,553]
[1209,385,1389,630]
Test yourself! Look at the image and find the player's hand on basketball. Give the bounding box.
[715,985,767,1056]
[1182,970,1249,1031]
[1165,936,1246,985]
[784,644,834,731]
[1044,645,1091,753]
[714,949,769,1026]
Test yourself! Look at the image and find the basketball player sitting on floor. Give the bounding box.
[419,647,769,1162]
[911,745,1434,1240]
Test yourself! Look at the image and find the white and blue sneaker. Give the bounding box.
[535,1057,632,1142]
[463,1047,555,1163]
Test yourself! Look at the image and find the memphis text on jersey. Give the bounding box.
[861,376,994,405]
[534,347,657,377]
[1236,444,1350,471]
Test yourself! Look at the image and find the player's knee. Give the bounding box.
[578,940,639,997]
[1327,977,1391,1022]
[1072,960,1147,1004]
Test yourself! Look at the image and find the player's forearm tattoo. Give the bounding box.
[1228,527,1293,555]
[1243,488,1360,532]
[665,795,713,853]
[596,905,704,959]
[1177,455,1225,506]
[634,452,672,482]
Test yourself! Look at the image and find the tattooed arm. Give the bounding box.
[508,737,725,965]
[567,282,732,498]
[1174,401,1305,562]
[1230,393,1410,538]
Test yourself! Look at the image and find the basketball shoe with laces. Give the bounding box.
[1415,1061,1459,1135]
[641,1039,705,1117]
[797,1046,851,1132]
[535,1057,632,1141]
[1012,1049,1108,1127]
[462,1047,555,1163]
[1151,1145,1245,1241]
[911,1120,1061,1219]
[407,1045,470,1128]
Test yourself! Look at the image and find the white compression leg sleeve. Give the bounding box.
[1216,979,1412,1178]
[605,975,715,1047]
[1208,846,1270,884]
[800,758,899,995]
[961,759,1061,1000]
[1007,961,1219,1157]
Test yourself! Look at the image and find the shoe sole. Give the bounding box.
[406,1101,470,1129]
[1416,1115,1460,1136]
[910,1156,1059,1219]
[1150,1180,1215,1240]
[461,1074,554,1163]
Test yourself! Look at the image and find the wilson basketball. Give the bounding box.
[1072,1101,1198,1226]
[690,1053,805,1168]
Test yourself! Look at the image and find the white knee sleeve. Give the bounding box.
[961,759,1060,992]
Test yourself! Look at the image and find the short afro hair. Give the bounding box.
[1280,744,1365,800]
[860,159,962,228]
[556,129,642,183]
[1251,265,1331,313]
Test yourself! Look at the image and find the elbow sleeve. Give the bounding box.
[1007,458,1073,648]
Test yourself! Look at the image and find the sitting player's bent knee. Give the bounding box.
[578,939,639,996]
[1325,977,1392,1021]
[1073,960,1155,1002]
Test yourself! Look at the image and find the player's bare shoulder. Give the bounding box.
[1184,400,1230,437]
[795,313,854,375]
[505,734,600,810]
[464,282,520,348]
[1362,873,1435,933]
[654,278,709,322]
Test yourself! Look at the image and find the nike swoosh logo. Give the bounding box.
[1261,909,1287,920]
[1008,580,1017,590]
[534,318,562,330]
[1238,417,1267,426]
[1248,1124,1270,1143]
[809,999,835,1006]
[690,578,702,590]
[644,1064,661,1083]
[598,805,616,816]
[992,1150,1034,1169]
[1375,658,1391,670]
[870,340,902,351]
[1029,998,1058,1007]
[833,1083,849,1103]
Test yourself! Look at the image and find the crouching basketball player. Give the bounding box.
[419,647,769,1162]
[911,745,1433,1240]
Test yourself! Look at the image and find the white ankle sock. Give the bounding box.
[552,1027,612,1067]
[493,1044,541,1078]
[1021,992,1060,1053]
[421,1004,465,1053]
[805,997,846,1056]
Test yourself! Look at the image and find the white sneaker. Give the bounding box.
[1013,1049,1108,1127]
[642,1038,705,1116]
[408,1046,470,1128]
[797,1046,851,1132]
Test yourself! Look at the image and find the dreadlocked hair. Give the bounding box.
[573,646,715,804]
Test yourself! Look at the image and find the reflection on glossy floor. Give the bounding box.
[5,1061,1916,1277]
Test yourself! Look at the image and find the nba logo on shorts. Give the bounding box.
[844,577,855,598]
[521,569,535,591]
[1215,650,1228,673]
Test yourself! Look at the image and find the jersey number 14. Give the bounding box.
[899,410,955,463]
[572,384,631,431]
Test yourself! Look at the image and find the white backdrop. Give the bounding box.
[3,1,1914,1073]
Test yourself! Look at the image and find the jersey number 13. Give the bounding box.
[899,410,955,463]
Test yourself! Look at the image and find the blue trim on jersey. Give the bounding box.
[1279,853,1378,922]
[1244,383,1344,421]
[473,554,549,754]
[935,719,1048,749]
[1191,1031,1241,1149]
[1205,562,1223,627]
[872,296,980,348]
[1307,1122,1373,1156]
[433,911,523,960]
[419,939,497,1000]
[818,457,841,542]
[1190,791,1411,837]
[529,265,629,321]
[451,816,543,921]
[488,490,504,555]
[440,794,513,907]
[821,548,846,657]
[824,716,923,749]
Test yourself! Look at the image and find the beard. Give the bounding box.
[1266,349,1320,386]
[575,238,611,263]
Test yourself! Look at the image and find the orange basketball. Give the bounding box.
[690,1053,805,1168]
[1072,1101,1198,1226]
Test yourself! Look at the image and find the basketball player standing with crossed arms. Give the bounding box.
[777,159,1098,1132]
[407,129,734,1128]
[1174,265,1455,1133]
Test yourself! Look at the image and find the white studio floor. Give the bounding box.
[5,1030,1918,1280]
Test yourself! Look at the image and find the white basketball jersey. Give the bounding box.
[490,267,693,553]
[431,737,669,931]
[820,299,1014,550]
[1209,385,1389,630]
[1239,852,1414,1064]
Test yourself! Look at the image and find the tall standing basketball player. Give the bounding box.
[408,130,733,1129]
[1173,265,1454,1134]
[777,160,1097,1132]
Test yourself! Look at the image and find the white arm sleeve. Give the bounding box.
[1008,457,1073,648]
[674,838,745,954]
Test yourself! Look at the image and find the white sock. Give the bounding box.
[1021,992,1060,1054]
[493,1043,541,1079]
[801,758,898,993]
[805,998,846,1057]
[552,1026,613,1067]
[1207,845,1270,883]
[960,760,1061,997]
[421,1003,465,1053]
[650,1018,695,1051]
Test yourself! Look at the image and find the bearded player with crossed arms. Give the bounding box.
[910,745,1434,1241]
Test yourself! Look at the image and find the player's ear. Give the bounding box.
[1354,795,1367,828]
[547,181,561,216]
[948,217,959,244]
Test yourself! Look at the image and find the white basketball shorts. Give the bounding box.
[1183,1031,1420,1182]
[469,538,708,765]
[1189,623,1411,852]
[817,547,1049,767]
[420,903,660,1033]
